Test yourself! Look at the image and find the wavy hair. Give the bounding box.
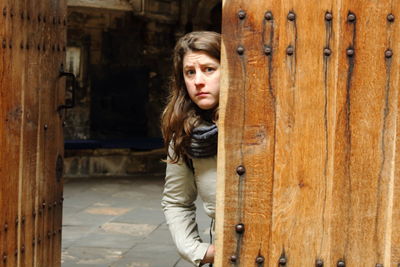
[161,31,221,163]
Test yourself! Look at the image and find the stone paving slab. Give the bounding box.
[111,208,166,225]
[62,247,128,266]
[62,176,211,267]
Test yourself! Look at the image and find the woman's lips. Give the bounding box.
[196,92,209,96]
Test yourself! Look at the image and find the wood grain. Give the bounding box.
[217,0,400,266]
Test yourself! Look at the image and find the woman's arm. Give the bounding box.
[162,157,210,266]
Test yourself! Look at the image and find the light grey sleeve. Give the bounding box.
[161,152,210,266]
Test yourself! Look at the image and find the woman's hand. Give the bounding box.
[201,244,215,264]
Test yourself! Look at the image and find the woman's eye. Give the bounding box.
[186,70,195,76]
[205,67,215,72]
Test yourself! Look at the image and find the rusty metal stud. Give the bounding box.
[37,44,41,51]
[44,124,48,130]
[37,14,41,22]
[387,14,395,22]
[288,12,296,21]
[2,7,6,16]
[32,238,35,247]
[63,19,67,26]
[43,16,46,23]
[237,45,244,55]
[346,48,354,57]
[265,11,273,21]
[286,46,294,56]
[2,40,5,49]
[33,210,36,218]
[37,237,41,244]
[4,223,8,232]
[324,48,331,56]
[337,260,345,267]
[22,216,25,224]
[27,12,30,20]
[53,16,56,24]
[62,121,67,127]
[8,40,12,49]
[238,10,246,20]
[20,41,24,49]
[21,246,25,254]
[236,165,246,175]
[279,256,287,265]
[325,12,333,21]
[15,217,18,226]
[2,253,6,262]
[230,255,237,263]
[58,228,62,234]
[20,12,24,19]
[47,231,52,239]
[14,249,17,257]
[347,13,356,22]
[54,201,57,207]
[256,256,264,264]
[9,8,13,17]
[26,43,29,50]
[52,44,55,51]
[48,204,52,210]
[385,49,393,58]
[235,223,245,233]
[316,259,324,267]
[63,46,66,52]
[53,231,56,236]
[264,45,272,56]
[42,201,46,208]
[57,44,61,51]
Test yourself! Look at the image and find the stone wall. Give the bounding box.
[64,148,165,177]
[63,0,221,176]
[64,5,176,140]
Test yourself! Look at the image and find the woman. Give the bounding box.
[161,31,220,266]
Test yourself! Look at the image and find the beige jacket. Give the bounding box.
[161,150,216,266]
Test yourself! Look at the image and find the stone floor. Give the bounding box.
[61,175,211,267]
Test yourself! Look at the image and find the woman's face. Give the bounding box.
[182,51,220,110]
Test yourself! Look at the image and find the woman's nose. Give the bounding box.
[194,72,205,85]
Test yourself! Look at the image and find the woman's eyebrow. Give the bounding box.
[199,62,219,67]
[183,62,219,69]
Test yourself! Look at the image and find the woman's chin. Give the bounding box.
[195,100,218,110]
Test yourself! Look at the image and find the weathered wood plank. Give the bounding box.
[268,1,334,266]
[217,0,279,265]
[1,0,23,265]
[329,1,395,265]
[17,0,35,265]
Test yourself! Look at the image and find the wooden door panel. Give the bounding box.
[0,0,66,266]
[217,0,400,266]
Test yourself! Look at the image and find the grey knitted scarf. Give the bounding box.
[186,124,218,158]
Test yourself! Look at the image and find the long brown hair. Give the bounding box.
[161,31,221,163]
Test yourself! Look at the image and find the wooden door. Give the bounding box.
[0,0,66,266]
[216,0,400,266]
